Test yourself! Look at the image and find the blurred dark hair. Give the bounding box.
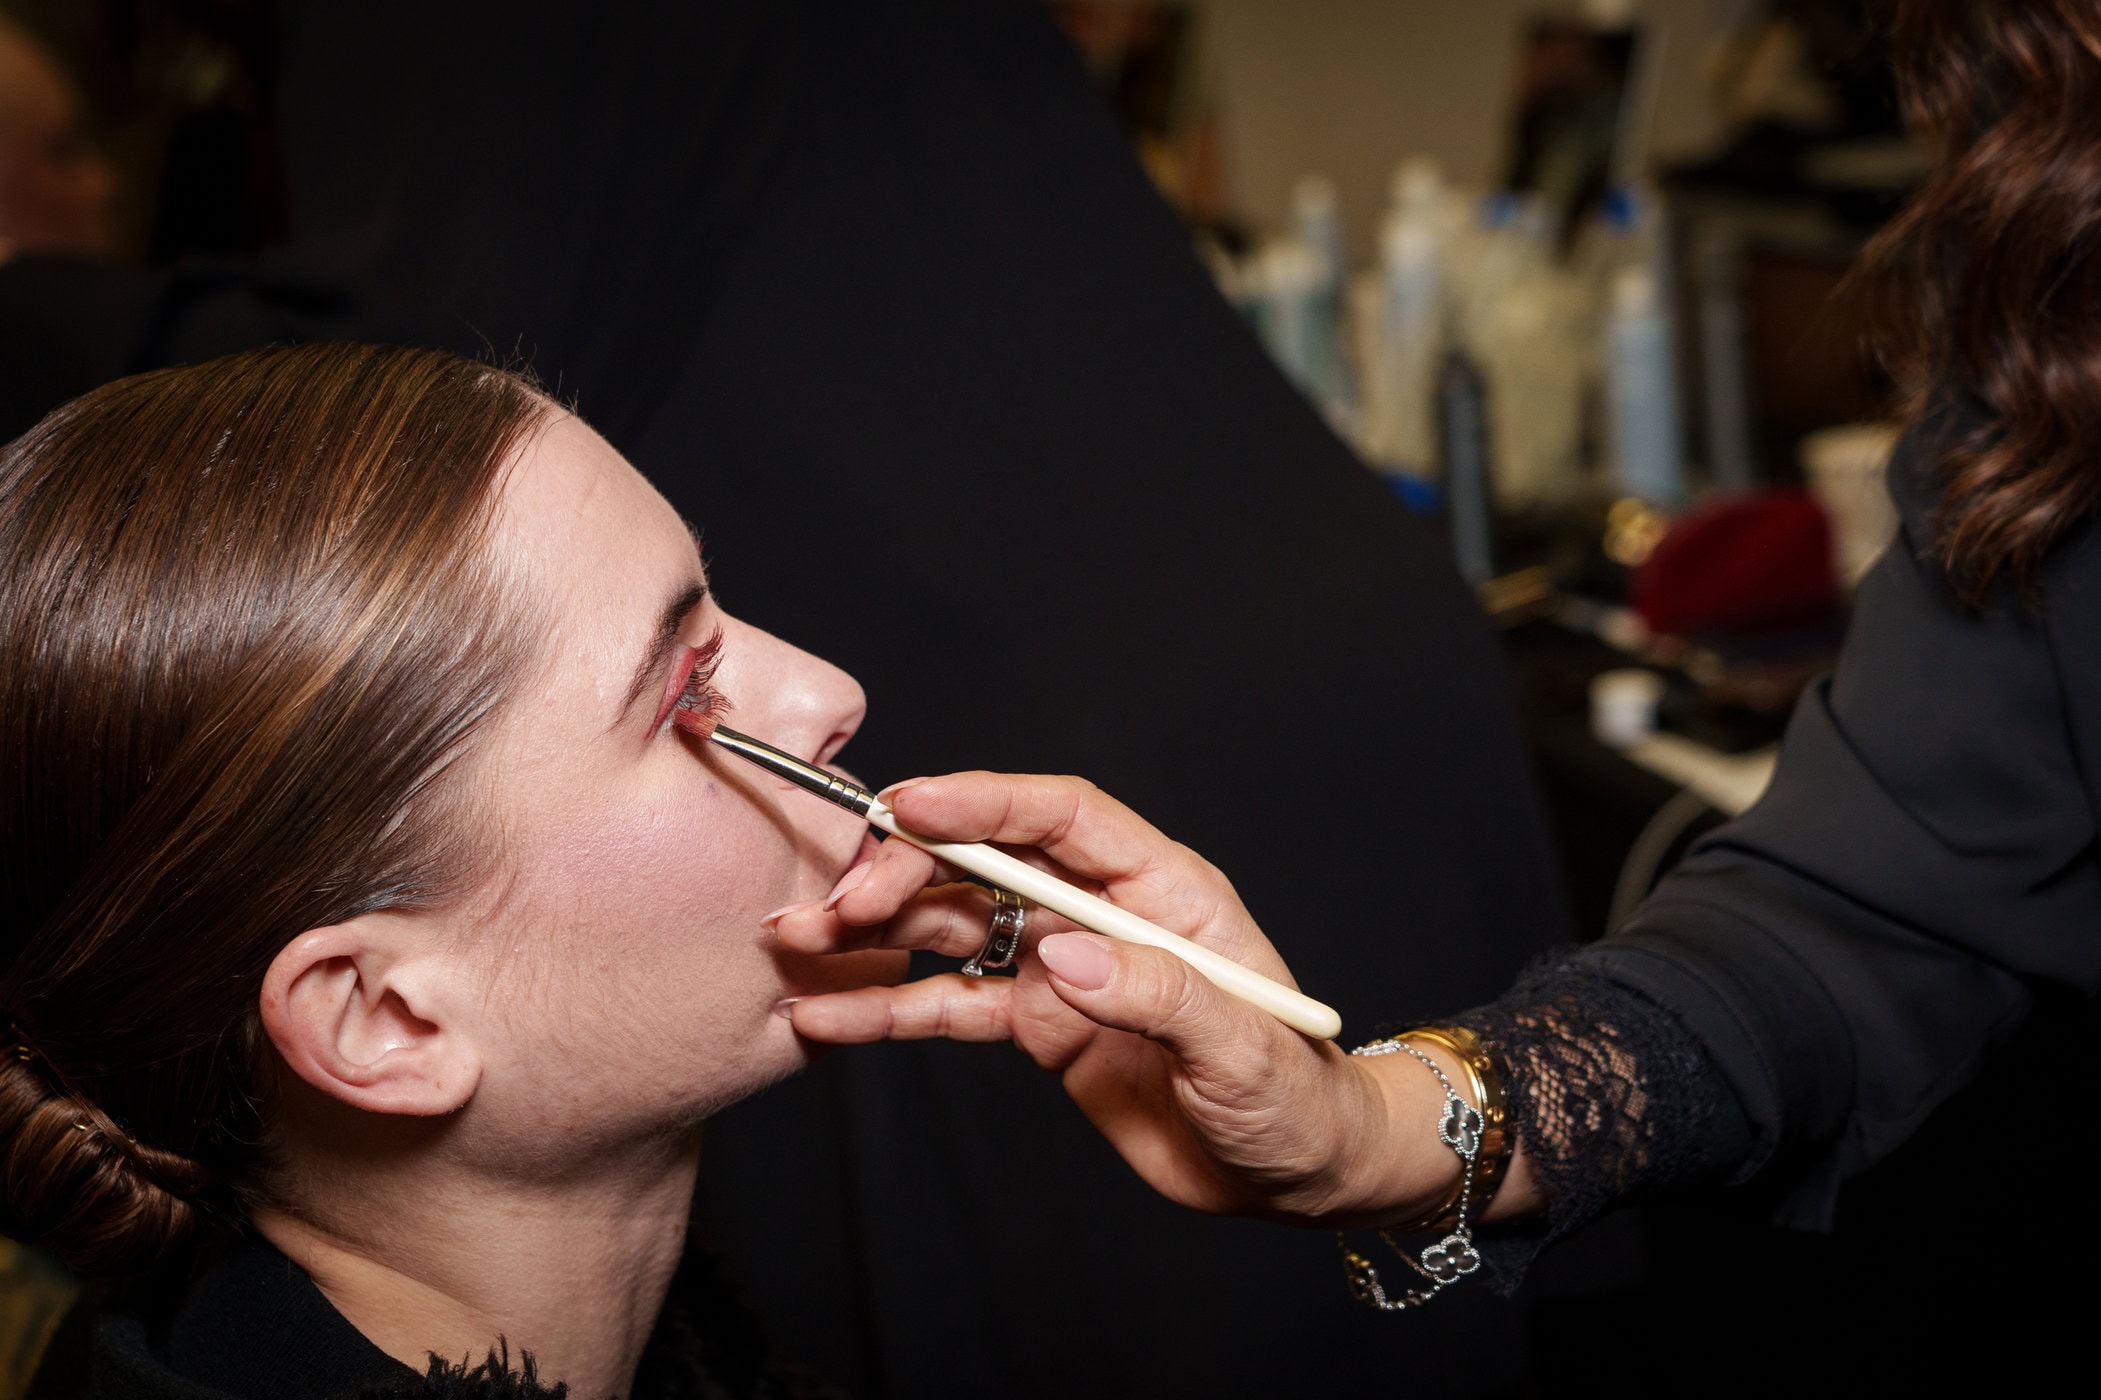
[1866,0,2101,598]
[0,343,544,1275]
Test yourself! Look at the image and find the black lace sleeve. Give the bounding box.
[1443,955,1756,1290]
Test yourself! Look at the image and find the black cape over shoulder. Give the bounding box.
[32,1233,841,1400]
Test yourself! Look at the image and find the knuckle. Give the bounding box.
[1041,776,1093,843]
[1146,955,1210,1030]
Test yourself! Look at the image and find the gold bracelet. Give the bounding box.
[1339,1034,1492,1309]
[1369,1026,1511,1234]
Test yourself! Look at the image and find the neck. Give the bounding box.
[253,1136,699,1399]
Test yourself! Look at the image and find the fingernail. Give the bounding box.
[1036,934,1114,991]
[876,776,932,802]
[760,900,815,931]
[822,861,872,911]
[772,997,803,1019]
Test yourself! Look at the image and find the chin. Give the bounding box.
[744,1023,824,1094]
[675,1027,811,1123]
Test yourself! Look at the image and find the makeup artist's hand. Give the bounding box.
[770,772,1528,1228]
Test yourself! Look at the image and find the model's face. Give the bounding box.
[457,412,897,1153]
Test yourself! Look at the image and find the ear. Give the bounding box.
[258,917,481,1116]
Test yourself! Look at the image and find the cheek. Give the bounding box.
[475,785,786,1090]
[550,774,791,955]
[498,763,824,1033]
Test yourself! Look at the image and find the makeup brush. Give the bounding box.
[690,719,1343,1040]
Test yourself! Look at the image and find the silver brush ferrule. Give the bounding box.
[707,725,878,817]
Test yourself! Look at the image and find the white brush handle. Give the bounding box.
[865,800,1343,1041]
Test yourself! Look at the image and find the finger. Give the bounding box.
[1033,933,1291,1084]
[813,836,935,925]
[879,772,1155,880]
[821,825,1016,927]
[783,974,1016,1044]
[880,773,1253,939]
[775,881,1049,958]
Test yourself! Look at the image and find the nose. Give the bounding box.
[720,617,867,768]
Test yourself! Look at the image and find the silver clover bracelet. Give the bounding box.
[1336,1035,1490,1310]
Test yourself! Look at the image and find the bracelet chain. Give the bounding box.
[1336,1036,1485,1311]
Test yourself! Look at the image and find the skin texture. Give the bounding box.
[774,773,1543,1230]
[0,19,114,261]
[252,412,901,1398]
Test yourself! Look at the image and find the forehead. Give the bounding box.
[492,413,698,677]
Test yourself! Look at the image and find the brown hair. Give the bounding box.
[0,343,546,1275]
[1866,0,2101,598]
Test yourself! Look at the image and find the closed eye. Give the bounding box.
[661,626,731,735]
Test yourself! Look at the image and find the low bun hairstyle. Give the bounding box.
[0,1049,210,1276]
[0,344,547,1275]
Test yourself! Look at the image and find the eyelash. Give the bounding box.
[670,627,731,729]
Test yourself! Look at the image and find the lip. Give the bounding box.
[834,760,884,873]
[828,764,885,867]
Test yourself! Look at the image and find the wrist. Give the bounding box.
[1332,1028,1532,1311]
[1326,1047,1466,1228]
[1347,1026,1525,1233]
[1398,1026,1512,1226]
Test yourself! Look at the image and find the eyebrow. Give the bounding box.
[617,579,709,728]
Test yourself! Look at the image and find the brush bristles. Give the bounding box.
[670,707,721,741]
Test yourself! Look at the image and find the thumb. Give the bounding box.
[1035,932,1280,1070]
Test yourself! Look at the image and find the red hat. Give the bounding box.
[1632,490,1839,638]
